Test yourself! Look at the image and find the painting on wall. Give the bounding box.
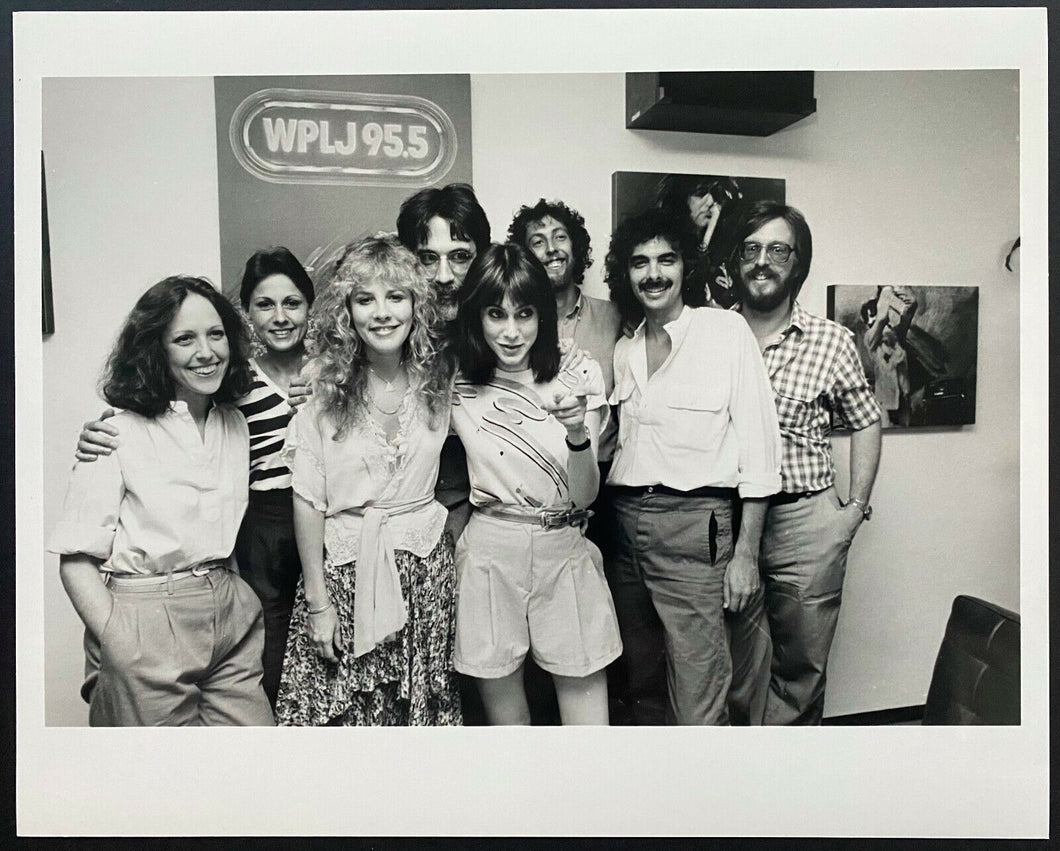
[827,285,979,428]
[612,171,785,308]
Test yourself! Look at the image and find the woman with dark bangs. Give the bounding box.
[48,276,273,726]
[275,234,461,726]
[450,243,621,725]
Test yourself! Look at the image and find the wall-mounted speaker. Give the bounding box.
[626,71,816,137]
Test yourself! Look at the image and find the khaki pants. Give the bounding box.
[608,490,735,725]
[82,568,274,727]
[729,486,853,725]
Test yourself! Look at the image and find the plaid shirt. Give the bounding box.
[756,302,881,493]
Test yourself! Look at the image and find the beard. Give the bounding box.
[738,266,793,312]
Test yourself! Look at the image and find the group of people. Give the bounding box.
[50,179,882,727]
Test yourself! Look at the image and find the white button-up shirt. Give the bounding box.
[48,401,250,576]
[607,305,782,498]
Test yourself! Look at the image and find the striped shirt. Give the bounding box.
[756,302,881,493]
[238,358,294,491]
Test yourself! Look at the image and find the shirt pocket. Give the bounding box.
[774,389,816,434]
[664,385,727,449]
[665,384,726,414]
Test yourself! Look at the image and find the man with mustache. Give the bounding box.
[727,201,882,725]
[603,208,782,725]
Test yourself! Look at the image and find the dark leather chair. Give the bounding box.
[923,595,1020,725]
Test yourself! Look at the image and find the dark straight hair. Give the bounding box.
[455,242,561,385]
[396,183,492,253]
[238,246,315,309]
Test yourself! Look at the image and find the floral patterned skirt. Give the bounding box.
[275,533,461,726]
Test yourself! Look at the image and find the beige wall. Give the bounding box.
[471,70,1020,717]
[42,77,223,725]
[41,70,1019,724]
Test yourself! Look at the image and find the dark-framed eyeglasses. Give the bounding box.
[740,241,796,264]
[416,249,475,270]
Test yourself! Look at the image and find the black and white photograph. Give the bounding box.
[828,284,980,429]
[612,170,786,308]
[14,6,1047,840]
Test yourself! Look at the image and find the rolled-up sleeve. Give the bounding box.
[47,453,124,559]
[281,405,327,512]
[832,329,882,430]
[728,319,783,498]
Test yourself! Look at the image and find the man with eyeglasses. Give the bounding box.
[726,201,882,726]
[395,183,494,544]
[396,182,491,323]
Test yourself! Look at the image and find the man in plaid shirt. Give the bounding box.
[728,201,882,725]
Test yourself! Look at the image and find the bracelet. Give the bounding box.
[565,430,592,452]
[307,600,334,616]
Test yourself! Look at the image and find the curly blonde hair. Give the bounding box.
[310,233,451,438]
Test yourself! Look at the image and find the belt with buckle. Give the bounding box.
[476,504,593,530]
[105,559,229,586]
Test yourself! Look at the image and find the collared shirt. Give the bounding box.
[48,402,249,576]
[756,301,881,493]
[451,357,608,509]
[281,390,449,565]
[607,305,782,498]
[558,289,622,462]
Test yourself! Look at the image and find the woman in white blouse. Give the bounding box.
[275,234,461,726]
[48,276,274,726]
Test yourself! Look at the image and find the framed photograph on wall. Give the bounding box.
[827,284,980,428]
[612,170,784,308]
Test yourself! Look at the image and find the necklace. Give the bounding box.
[372,397,402,416]
[368,364,405,392]
[368,364,408,416]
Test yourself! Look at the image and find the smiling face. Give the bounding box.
[247,273,309,354]
[687,189,718,230]
[417,216,477,321]
[628,236,685,324]
[524,215,574,290]
[164,292,230,407]
[347,276,414,360]
[737,217,798,313]
[481,295,539,372]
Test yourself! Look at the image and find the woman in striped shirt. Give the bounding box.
[233,247,316,706]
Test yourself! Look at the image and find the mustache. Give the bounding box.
[747,264,777,277]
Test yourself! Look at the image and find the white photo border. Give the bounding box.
[14,7,1049,838]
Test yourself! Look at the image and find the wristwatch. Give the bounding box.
[848,497,873,521]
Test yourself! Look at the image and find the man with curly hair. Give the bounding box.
[603,208,782,725]
[508,199,621,399]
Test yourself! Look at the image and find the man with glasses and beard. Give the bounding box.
[727,201,882,726]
